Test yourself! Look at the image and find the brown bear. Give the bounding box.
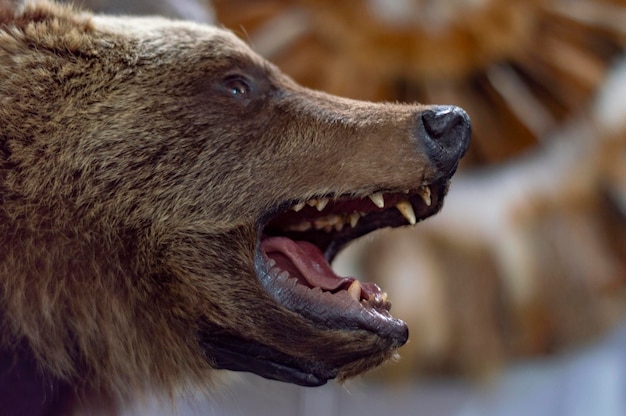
[0,1,470,414]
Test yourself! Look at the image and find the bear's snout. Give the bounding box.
[418,105,471,174]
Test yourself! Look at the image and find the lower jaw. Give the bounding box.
[254,248,409,344]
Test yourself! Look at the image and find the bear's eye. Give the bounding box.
[223,75,252,97]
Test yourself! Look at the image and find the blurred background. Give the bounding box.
[75,0,626,414]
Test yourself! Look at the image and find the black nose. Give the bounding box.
[419,105,471,173]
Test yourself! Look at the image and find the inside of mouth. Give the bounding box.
[261,237,379,301]
[260,188,436,307]
[262,237,348,291]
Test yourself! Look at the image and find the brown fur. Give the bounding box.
[0,1,468,412]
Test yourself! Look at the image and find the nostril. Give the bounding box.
[418,105,471,173]
[420,105,471,157]
[421,105,469,146]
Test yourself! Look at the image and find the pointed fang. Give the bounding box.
[368,192,385,208]
[292,202,306,212]
[316,198,329,211]
[396,200,417,225]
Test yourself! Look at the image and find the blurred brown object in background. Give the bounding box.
[213,0,626,167]
[68,0,215,23]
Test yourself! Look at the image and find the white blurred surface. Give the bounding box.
[125,321,626,416]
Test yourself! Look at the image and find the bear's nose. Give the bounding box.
[418,105,471,173]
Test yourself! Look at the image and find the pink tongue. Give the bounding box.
[261,237,352,291]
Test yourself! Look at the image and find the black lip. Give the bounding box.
[254,248,409,341]
[201,330,333,386]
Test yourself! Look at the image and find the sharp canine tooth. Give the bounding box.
[349,213,360,228]
[292,202,306,212]
[307,199,318,207]
[420,186,432,206]
[316,198,329,211]
[348,280,361,301]
[368,192,385,208]
[396,200,417,225]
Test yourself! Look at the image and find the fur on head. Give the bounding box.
[0,0,469,400]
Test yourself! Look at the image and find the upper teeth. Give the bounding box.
[419,186,432,206]
[292,201,306,212]
[395,200,416,225]
[368,192,385,208]
[287,186,432,230]
[291,188,431,213]
[305,198,330,211]
[315,198,329,211]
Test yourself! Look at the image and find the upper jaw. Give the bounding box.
[260,179,449,262]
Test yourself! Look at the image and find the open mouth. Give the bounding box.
[255,181,448,344]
